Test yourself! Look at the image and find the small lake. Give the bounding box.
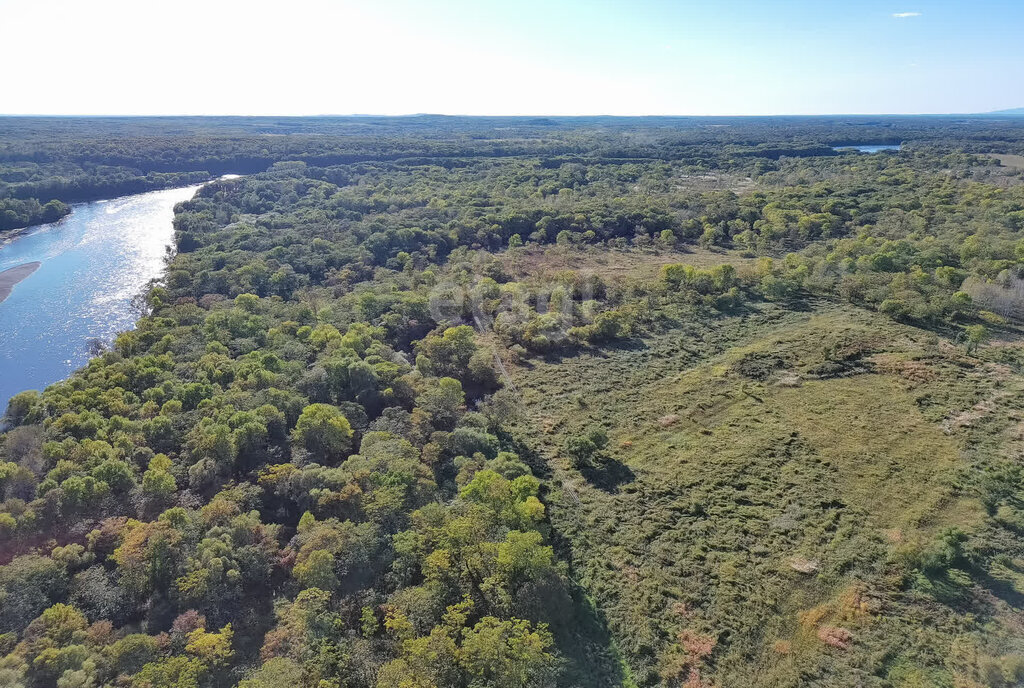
[0,185,202,411]
[833,144,902,153]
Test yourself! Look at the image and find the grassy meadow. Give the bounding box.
[499,251,1024,686]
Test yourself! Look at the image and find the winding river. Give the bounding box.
[0,185,203,411]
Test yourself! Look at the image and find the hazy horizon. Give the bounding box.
[1,110,1022,118]
[2,0,1022,117]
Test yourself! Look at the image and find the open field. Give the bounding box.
[990,154,1024,170]
[506,298,1024,686]
[497,245,757,283]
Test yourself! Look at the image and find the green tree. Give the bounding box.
[142,455,176,502]
[563,427,608,467]
[293,549,338,591]
[5,390,40,426]
[459,617,560,688]
[132,656,204,688]
[964,324,988,354]
[185,624,234,666]
[238,658,304,688]
[108,634,161,675]
[417,377,466,430]
[417,325,478,379]
[495,530,555,591]
[292,404,353,462]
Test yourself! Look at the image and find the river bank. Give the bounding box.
[0,175,242,410]
[0,223,44,249]
[0,185,205,410]
[0,262,41,303]
[0,172,231,249]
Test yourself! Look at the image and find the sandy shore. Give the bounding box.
[0,262,42,303]
[0,224,40,248]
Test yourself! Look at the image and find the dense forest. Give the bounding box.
[3,114,1024,231]
[3,115,1024,687]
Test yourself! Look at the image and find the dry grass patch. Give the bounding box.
[989,153,1024,169]
[498,244,755,282]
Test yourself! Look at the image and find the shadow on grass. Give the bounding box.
[914,567,1023,615]
[579,457,636,492]
[533,335,652,366]
[978,570,1024,609]
[555,586,638,688]
[596,336,650,354]
[781,294,816,312]
[541,498,638,686]
[497,431,554,480]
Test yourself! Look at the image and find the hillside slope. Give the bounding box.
[506,288,1024,685]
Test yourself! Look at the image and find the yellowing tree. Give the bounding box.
[185,624,234,666]
[292,404,353,462]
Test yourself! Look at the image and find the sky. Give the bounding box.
[1,0,1022,116]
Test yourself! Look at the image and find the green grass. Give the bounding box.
[504,297,1024,686]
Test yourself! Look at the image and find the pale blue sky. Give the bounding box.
[1,0,1021,115]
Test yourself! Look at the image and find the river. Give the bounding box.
[0,185,203,411]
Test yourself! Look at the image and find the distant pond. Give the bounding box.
[833,144,902,153]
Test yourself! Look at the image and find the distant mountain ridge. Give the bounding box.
[989,107,1024,115]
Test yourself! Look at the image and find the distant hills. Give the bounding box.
[989,107,1024,115]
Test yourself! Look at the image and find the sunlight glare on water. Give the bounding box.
[0,185,202,411]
